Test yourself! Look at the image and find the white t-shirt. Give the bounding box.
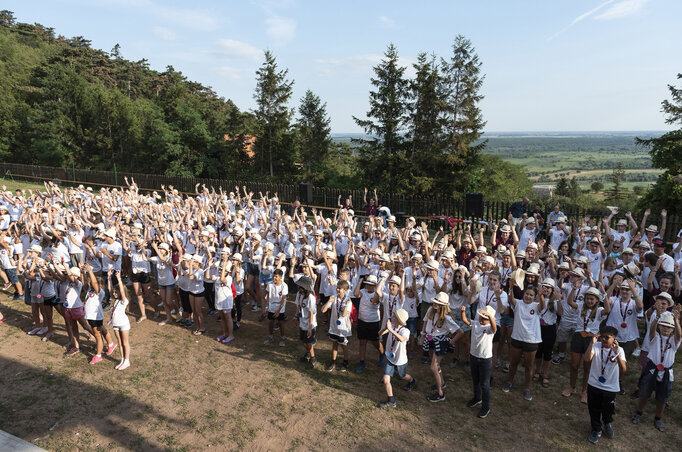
[214,274,234,311]
[151,256,175,286]
[84,288,105,321]
[63,281,83,309]
[328,295,352,337]
[358,289,380,322]
[549,226,570,251]
[101,241,122,272]
[129,244,151,274]
[232,267,245,295]
[473,287,508,325]
[381,292,404,329]
[267,282,288,314]
[422,310,460,337]
[588,342,625,392]
[296,293,317,330]
[539,299,559,326]
[575,301,605,335]
[605,297,640,342]
[647,333,681,369]
[110,297,130,328]
[582,249,604,281]
[386,326,410,366]
[511,300,542,343]
[470,322,494,359]
[317,264,338,297]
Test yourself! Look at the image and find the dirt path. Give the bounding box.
[1,294,680,451]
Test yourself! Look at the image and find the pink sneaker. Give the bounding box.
[105,344,117,356]
[89,355,103,365]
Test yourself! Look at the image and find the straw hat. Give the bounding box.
[658,312,675,328]
[394,308,408,325]
[655,292,674,307]
[510,268,526,290]
[432,292,449,305]
[478,305,496,320]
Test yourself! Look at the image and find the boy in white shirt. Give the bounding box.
[460,304,497,419]
[264,269,289,347]
[379,309,416,408]
[584,325,626,444]
[295,276,318,367]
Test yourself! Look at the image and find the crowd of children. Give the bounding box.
[0,180,681,443]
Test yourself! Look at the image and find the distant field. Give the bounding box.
[0,177,45,192]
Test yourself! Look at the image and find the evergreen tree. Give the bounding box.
[297,90,331,182]
[406,52,447,193]
[440,35,486,195]
[636,73,682,214]
[252,51,294,177]
[605,163,627,201]
[568,176,581,198]
[353,43,409,189]
[555,177,570,197]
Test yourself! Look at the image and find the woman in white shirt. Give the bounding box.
[534,279,563,389]
[503,285,545,401]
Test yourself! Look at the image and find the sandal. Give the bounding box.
[532,373,540,382]
[192,329,205,336]
[541,378,550,388]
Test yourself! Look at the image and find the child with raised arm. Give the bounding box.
[295,275,317,367]
[379,309,415,408]
[584,325,626,444]
[211,250,235,344]
[461,304,497,418]
[631,307,682,432]
[109,270,132,370]
[264,269,288,347]
[82,263,116,364]
[321,280,352,371]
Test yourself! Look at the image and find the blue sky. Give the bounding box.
[6,0,681,132]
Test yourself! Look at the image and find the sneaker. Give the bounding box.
[502,363,510,373]
[2,282,12,290]
[379,399,396,409]
[258,314,266,322]
[251,305,260,312]
[450,358,459,369]
[467,398,482,408]
[603,423,614,439]
[326,362,336,372]
[274,323,279,330]
[13,293,24,301]
[654,418,665,432]
[222,336,235,344]
[377,354,386,367]
[477,407,490,418]
[106,344,117,356]
[502,382,513,393]
[216,335,227,343]
[278,337,286,347]
[309,357,317,368]
[495,360,502,369]
[588,430,601,444]
[403,378,417,392]
[464,362,471,372]
[421,354,429,364]
[340,362,348,372]
[354,361,366,373]
[234,321,241,330]
[66,347,80,356]
[552,354,565,365]
[37,327,48,335]
[430,382,447,391]
[27,327,42,335]
[118,360,130,370]
[632,347,641,357]
[89,355,103,365]
[523,389,532,401]
[428,392,445,403]
[300,354,310,363]
[207,309,217,316]
[631,412,643,424]
[263,335,275,345]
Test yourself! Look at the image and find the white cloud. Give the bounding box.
[548,0,615,41]
[218,66,243,80]
[152,26,177,41]
[99,0,219,31]
[595,0,649,20]
[378,15,396,28]
[265,15,296,44]
[216,39,263,61]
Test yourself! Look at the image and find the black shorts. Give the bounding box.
[300,327,317,344]
[357,319,380,341]
[318,294,331,305]
[131,272,151,284]
[492,327,501,343]
[43,296,59,307]
[638,360,672,403]
[570,332,593,355]
[268,311,287,321]
[511,338,539,353]
[87,319,104,328]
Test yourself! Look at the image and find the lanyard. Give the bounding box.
[485,288,495,307]
[619,299,630,321]
[600,346,614,376]
[388,295,398,317]
[659,335,672,367]
[337,296,347,319]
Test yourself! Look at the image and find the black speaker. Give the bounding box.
[465,192,484,218]
[299,182,313,204]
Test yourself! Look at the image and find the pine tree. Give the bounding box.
[297,90,331,181]
[440,35,486,195]
[605,163,627,201]
[406,52,447,193]
[253,51,294,177]
[568,176,581,198]
[353,43,409,189]
[555,177,570,196]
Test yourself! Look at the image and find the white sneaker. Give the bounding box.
[251,305,260,312]
[632,347,641,357]
[28,327,42,335]
[37,327,49,335]
[264,336,275,345]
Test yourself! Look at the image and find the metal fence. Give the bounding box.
[1,162,679,242]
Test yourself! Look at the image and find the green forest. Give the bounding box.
[0,11,680,213]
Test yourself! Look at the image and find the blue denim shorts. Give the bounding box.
[406,317,418,336]
[159,283,176,291]
[500,312,514,328]
[384,361,408,379]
